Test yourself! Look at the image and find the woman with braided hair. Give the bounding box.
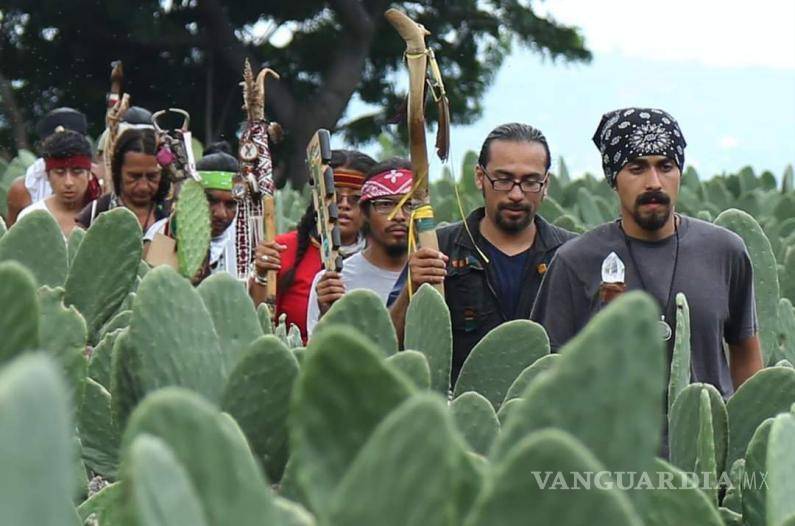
[254,149,375,341]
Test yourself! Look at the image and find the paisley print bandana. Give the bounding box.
[592,108,687,187]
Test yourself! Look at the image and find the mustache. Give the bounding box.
[636,191,671,206]
[498,203,532,212]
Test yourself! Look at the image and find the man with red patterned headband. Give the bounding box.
[255,149,375,340]
[304,158,413,336]
[17,130,100,236]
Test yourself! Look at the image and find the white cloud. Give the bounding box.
[536,0,795,70]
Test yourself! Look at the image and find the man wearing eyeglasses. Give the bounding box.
[306,158,415,335]
[390,123,577,383]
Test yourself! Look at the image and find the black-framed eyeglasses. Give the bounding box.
[369,198,414,215]
[479,165,547,193]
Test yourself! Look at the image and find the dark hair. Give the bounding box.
[477,123,551,172]
[121,106,153,125]
[41,130,92,160]
[203,141,233,157]
[111,128,170,202]
[196,150,239,173]
[278,149,375,292]
[330,149,376,173]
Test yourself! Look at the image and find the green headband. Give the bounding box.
[198,170,235,191]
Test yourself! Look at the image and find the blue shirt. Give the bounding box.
[481,237,531,320]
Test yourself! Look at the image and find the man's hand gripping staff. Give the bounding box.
[385,8,451,297]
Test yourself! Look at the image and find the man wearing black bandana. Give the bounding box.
[531,107,763,399]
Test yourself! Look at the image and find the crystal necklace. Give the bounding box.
[619,217,680,341]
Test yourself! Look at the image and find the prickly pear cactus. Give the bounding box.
[385,350,431,390]
[465,429,642,526]
[121,387,277,525]
[290,327,413,514]
[312,289,399,356]
[451,391,500,455]
[742,418,773,526]
[0,261,39,363]
[67,227,85,267]
[726,365,795,467]
[715,209,781,365]
[0,354,79,526]
[669,383,727,477]
[0,210,68,287]
[64,208,142,344]
[327,394,470,526]
[455,320,549,411]
[723,459,745,514]
[198,273,263,367]
[88,328,122,389]
[695,388,718,505]
[629,458,724,526]
[121,434,208,526]
[404,284,452,394]
[668,292,692,415]
[175,179,211,279]
[765,413,795,526]
[257,302,274,335]
[78,378,121,479]
[113,266,227,425]
[37,286,87,399]
[491,292,664,479]
[502,354,560,406]
[779,298,795,362]
[222,336,299,482]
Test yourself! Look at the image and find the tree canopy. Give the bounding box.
[0,0,590,184]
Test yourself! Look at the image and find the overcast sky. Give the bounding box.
[344,0,795,182]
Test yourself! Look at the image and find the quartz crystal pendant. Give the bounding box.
[601,251,626,283]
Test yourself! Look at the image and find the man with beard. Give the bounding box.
[144,144,240,281]
[531,107,762,394]
[390,123,576,381]
[305,158,413,336]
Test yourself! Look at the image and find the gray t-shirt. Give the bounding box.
[530,215,757,397]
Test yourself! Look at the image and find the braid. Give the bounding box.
[277,149,375,292]
[278,204,317,291]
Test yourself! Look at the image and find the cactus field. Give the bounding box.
[1,161,795,525]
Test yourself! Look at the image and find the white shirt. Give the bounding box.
[306,251,403,336]
[24,158,52,203]
[16,198,52,221]
[145,217,239,278]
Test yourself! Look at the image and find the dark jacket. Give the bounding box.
[437,208,577,382]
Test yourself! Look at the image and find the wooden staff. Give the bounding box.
[103,60,129,193]
[385,8,451,296]
[307,129,343,272]
[239,59,280,304]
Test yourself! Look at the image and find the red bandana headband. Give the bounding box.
[360,168,414,203]
[44,155,92,172]
[333,168,366,190]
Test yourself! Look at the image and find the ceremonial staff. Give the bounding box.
[307,129,343,272]
[103,60,129,193]
[385,8,450,296]
[238,60,280,304]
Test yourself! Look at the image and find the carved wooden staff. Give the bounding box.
[238,59,280,303]
[307,129,343,272]
[385,8,451,296]
[103,60,129,193]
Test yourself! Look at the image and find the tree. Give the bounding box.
[0,0,590,185]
